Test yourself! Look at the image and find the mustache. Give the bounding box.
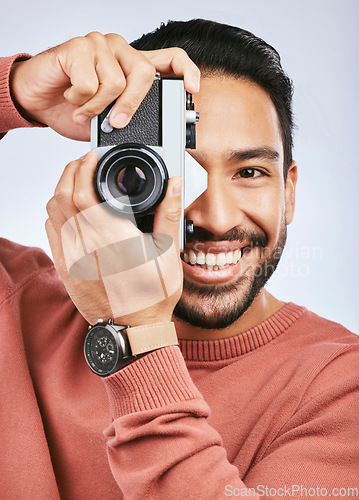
[192,226,268,248]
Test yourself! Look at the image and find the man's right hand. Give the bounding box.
[9,32,200,141]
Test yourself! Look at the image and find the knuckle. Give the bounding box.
[166,207,181,224]
[105,33,127,45]
[46,197,56,216]
[68,36,89,53]
[110,75,126,94]
[54,187,72,205]
[138,60,156,80]
[86,31,105,43]
[172,47,188,59]
[73,190,87,210]
[76,80,98,97]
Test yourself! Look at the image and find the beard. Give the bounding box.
[173,223,287,330]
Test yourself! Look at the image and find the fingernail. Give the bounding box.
[74,114,89,125]
[172,178,182,197]
[111,113,129,128]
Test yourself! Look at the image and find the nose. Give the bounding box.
[186,173,245,237]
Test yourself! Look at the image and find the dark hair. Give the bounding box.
[131,19,294,178]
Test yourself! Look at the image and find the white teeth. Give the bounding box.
[216,253,226,266]
[233,249,239,264]
[197,251,206,265]
[183,248,244,268]
[189,250,197,265]
[226,251,233,264]
[205,253,216,266]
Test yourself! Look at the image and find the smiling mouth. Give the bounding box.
[180,246,253,271]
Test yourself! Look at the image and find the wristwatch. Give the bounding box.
[84,319,178,377]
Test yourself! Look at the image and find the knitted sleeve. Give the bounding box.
[0,55,36,138]
[102,345,258,499]
[102,343,359,499]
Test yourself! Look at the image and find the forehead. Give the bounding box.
[193,76,283,160]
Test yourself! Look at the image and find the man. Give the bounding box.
[1,19,358,499]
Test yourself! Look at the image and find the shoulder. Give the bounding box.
[285,302,358,348]
[280,304,359,406]
[264,303,359,404]
[0,237,60,303]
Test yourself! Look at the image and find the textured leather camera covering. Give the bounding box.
[98,79,161,147]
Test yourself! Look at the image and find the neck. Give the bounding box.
[173,289,284,341]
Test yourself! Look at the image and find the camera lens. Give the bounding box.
[117,165,146,196]
[94,144,168,216]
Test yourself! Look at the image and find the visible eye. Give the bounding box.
[233,168,265,179]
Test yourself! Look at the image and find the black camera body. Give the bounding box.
[90,76,207,251]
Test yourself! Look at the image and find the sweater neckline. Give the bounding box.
[179,302,305,361]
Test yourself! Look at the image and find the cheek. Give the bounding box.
[231,184,286,244]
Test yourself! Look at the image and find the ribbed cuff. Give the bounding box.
[0,54,42,134]
[102,345,204,418]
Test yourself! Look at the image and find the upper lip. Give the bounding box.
[184,241,252,254]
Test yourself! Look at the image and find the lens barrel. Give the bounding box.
[94,144,168,216]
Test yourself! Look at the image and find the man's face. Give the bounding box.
[174,75,297,329]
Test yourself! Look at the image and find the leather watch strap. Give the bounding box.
[127,322,178,355]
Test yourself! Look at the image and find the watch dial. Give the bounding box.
[95,336,115,364]
[85,326,119,376]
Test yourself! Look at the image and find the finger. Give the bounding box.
[108,63,156,128]
[73,51,127,122]
[104,36,156,128]
[150,176,183,300]
[152,176,182,249]
[73,151,141,247]
[72,151,100,211]
[46,217,89,283]
[47,190,86,275]
[59,40,100,109]
[53,157,82,221]
[45,218,67,275]
[70,32,156,127]
[46,196,68,232]
[141,48,201,94]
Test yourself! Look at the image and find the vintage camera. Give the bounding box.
[90,76,207,251]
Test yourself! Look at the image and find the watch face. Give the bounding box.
[85,326,120,376]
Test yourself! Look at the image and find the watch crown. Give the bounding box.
[108,319,114,325]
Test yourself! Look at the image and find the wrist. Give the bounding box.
[0,54,39,132]
[9,60,39,123]
[84,319,178,377]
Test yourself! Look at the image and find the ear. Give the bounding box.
[285,161,298,225]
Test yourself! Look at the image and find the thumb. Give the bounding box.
[152,176,182,246]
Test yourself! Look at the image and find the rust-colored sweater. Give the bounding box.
[1,56,358,500]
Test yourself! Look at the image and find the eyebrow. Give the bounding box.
[228,147,280,163]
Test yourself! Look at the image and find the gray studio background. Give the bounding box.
[1,0,358,332]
